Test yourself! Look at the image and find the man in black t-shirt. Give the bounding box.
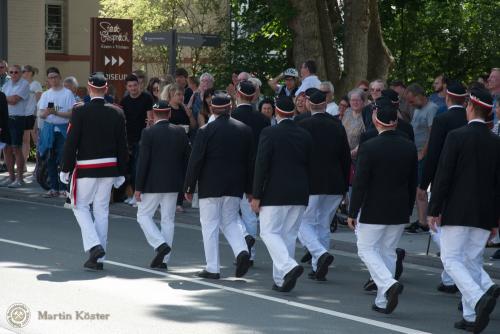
[121,74,154,205]
[175,68,193,106]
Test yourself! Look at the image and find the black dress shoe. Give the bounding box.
[272,284,282,292]
[363,278,378,292]
[96,263,103,270]
[395,248,405,280]
[474,293,496,334]
[385,282,404,314]
[281,265,304,292]
[454,318,475,331]
[235,250,251,277]
[89,245,105,262]
[196,270,220,279]
[486,284,500,299]
[307,270,326,281]
[150,243,171,268]
[245,235,255,254]
[437,283,459,294]
[315,252,334,280]
[300,250,312,263]
[372,304,390,314]
[152,263,168,270]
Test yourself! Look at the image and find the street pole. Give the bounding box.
[168,29,177,76]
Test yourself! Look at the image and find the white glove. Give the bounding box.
[113,176,125,189]
[59,171,70,184]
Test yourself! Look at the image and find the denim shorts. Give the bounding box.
[6,116,26,147]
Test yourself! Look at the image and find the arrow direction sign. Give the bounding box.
[119,56,124,66]
[142,32,172,45]
[104,56,110,66]
[111,56,117,66]
[177,33,221,47]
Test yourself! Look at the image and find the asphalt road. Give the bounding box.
[0,197,498,334]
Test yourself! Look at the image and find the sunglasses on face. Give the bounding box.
[9,71,19,74]
[370,88,382,92]
[48,75,59,79]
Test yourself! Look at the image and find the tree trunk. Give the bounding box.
[366,0,394,81]
[316,0,340,86]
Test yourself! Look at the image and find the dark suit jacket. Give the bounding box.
[0,92,9,143]
[359,118,415,146]
[184,114,254,198]
[253,119,313,206]
[61,98,128,178]
[420,106,467,190]
[135,120,191,193]
[298,112,351,195]
[293,111,311,123]
[349,130,418,225]
[231,104,270,151]
[428,122,500,230]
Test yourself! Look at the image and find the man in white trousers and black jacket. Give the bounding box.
[348,97,417,314]
[428,86,500,334]
[251,96,313,292]
[134,101,191,270]
[184,92,252,279]
[296,90,351,281]
[60,73,128,271]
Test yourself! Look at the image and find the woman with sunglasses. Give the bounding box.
[147,77,161,103]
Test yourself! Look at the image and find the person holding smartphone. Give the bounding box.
[37,67,76,198]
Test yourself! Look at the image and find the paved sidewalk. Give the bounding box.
[1,162,499,278]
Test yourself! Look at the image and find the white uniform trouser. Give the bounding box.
[440,226,494,322]
[237,194,258,260]
[430,226,455,286]
[298,195,342,271]
[260,205,305,287]
[199,197,248,273]
[356,222,405,308]
[72,177,114,262]
[136,192,177,264]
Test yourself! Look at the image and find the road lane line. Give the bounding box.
[0,238,50,250]
[105,260,430,334]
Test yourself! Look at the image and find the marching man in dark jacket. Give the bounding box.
[348,97,417,314]
[60,73,128,271]
[428,87,500,333]
[251,96,313,292]
[297,90,351,281]
[184,92,252,279]
[135,101,191,270]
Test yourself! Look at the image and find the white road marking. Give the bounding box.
[0,238,50,250]
[105,260,430,334]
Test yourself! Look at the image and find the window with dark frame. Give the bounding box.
[45,2,64,53]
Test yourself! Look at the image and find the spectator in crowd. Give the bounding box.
[37,67,75,197]
[259,98,276,126]
[188,75,199,93]
[162,83,196,130]
[268,68,299,98]
[487,68,499,124]
[188,72,214,122]
[175,68,193,105]
[248,76,263,110]
[121,74,154,206]
[132,69,147,92]
[162,74,175,86]
[477,73,489,86]
[0,64,30,188]
[295,60,321,96]
[21,65,43,169]
[356,80,370,96]
[342,88,367,161]
[390,80,413,122]
[63,76,81,102]
[320,81,338,117]
[406,83,438,233]
[0,91,9,152]
[337,95,349,121]
[226,70,241,99]
[147,77,161,103]
[361,79,386,129]
[294,92,308,118]
[198,88,214,127]
[429,74,448,115]
[0,60,9,91]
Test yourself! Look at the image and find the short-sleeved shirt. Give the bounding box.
[170,105,190,126]
[25,80,43,116]
[37,87,76,125]
[2,78,30,116]
[429,93,447,116]
[121,92,153,144]
[342,108,365,150]
[411,101,438,152]
[295,75,321,96]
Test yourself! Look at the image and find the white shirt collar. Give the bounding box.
[468,118,486,124]
[448,105,463,109]
[154,119,169,125]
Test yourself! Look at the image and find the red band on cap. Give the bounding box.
[275,106,294,116]
[446,89,467,98]
[153,108,171,112]
[470,94,493,110]
[87,81,108,89]
[375,116,397,128]
[210,102,232,109]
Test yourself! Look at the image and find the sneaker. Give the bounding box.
[128,197,137,206]
[124,196,133,204]
[0,178,14,187]
[43,190,59,198]
[176,205,185,213]
[7,179,23,188]
[59,191,67,198]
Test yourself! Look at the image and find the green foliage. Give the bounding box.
[379,0,500,89]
